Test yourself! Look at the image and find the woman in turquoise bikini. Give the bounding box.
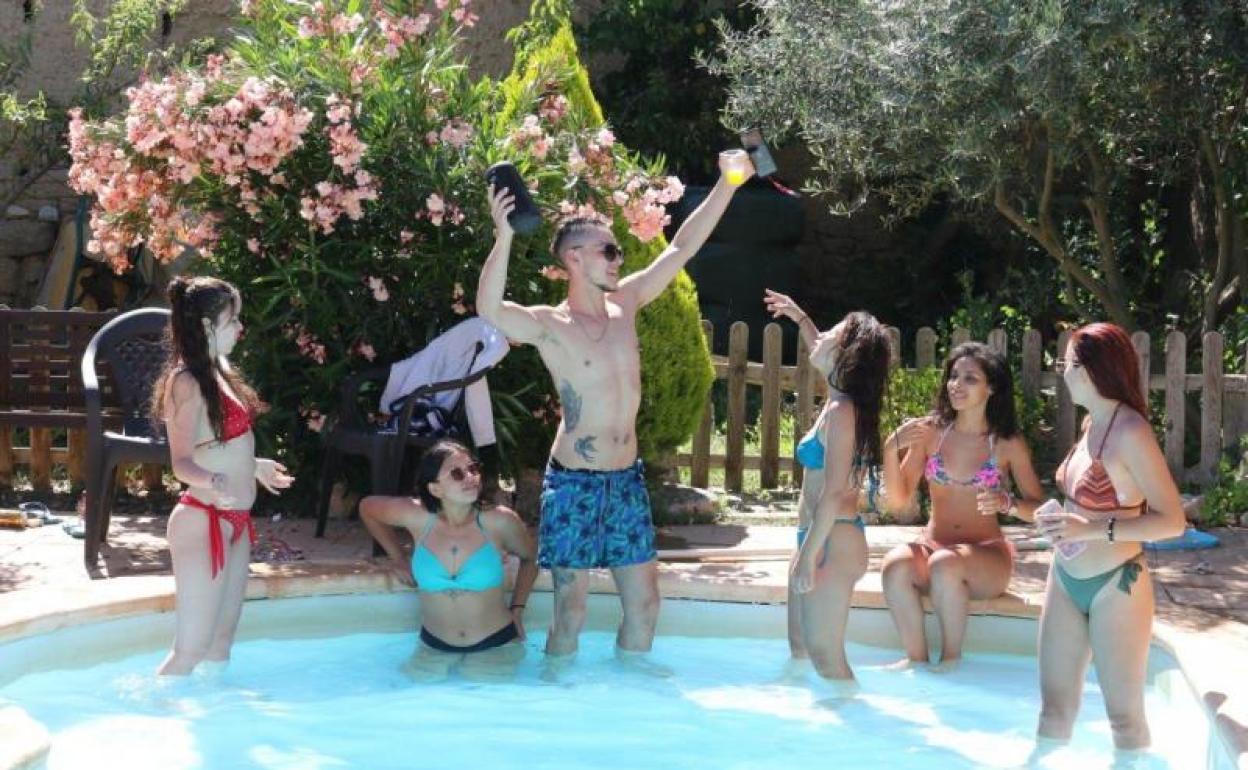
[1034,324,1185,750]
[880,342,1045,670]
[765,290,891,685]
[360,440,538,679]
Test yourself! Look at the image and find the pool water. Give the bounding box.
[0,613,1219,770]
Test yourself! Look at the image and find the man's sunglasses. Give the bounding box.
[444,462,483,482]
[576,243,623,263]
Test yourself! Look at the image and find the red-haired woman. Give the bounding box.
[1035,323,1185,750]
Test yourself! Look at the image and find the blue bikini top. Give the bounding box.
[796,426,825,469]
[795,417,868,473]
[411,510,505,593]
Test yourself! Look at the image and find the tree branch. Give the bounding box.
[995,180,1131,327]
[1198,131,1234,334]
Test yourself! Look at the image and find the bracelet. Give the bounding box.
[1107,517,1117,543]
[509,603,526,610]
[999,490,1014,514]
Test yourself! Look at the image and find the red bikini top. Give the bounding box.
[220,385,253,443]
[1056,404,1143,514]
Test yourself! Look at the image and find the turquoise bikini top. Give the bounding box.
[411,510,505,593]
[796,427,826,469]
[795,417,871,493]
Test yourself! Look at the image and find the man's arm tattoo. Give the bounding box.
[560,380,582,431]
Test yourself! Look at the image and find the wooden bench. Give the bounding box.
[0,306,157,491]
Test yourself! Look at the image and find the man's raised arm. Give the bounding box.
[619,152,753,307]
[476,185,547,345]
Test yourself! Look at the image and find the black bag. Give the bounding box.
[385,397,460,439]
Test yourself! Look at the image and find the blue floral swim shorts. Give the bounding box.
[538,458,657,569]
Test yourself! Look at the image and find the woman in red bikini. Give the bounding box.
[880,342,1045,671]
[151,276,293,676]
[1034,323,1184,751]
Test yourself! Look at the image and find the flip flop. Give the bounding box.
[20,502,62,525]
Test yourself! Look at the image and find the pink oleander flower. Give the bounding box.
[297,16,323,38]
[426,193,446,226]
[596,127,615,148]
[539,94,569,124]
[305,410,326,432]
[451,282,468,315]
[539,265,569,281]
[659,175,685,204]
[327,122,366,173]
[330,13,363,35]
[623,199,669,242]
[367,275,390,302]
[567,145,586,174]
[246,238,260,254]
[326,99,353,125]
[439,119,474,149]
[399,14,431,37]
[400,229,414,244]
[295,328,327,364]
[557,200,602,221]
[355,341,377,361]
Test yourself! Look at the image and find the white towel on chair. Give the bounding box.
[379,317,509,445]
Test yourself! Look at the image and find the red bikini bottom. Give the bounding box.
[179,493,256,579]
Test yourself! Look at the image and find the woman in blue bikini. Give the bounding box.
[765,290,891,685]
[880,342,1045,670]
[360,440,538,678]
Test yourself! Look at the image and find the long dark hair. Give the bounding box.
[415,439,478,513]
[1070,323,1148,417]
[933,342,1020,438]
[827,311,891,470]
[151,276,262,441]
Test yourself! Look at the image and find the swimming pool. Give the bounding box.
[0,593,1236,770]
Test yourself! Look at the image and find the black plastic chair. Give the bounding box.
[81,307,172,571]
[314,341,489,538]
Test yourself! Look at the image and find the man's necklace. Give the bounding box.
[571,307,610,344]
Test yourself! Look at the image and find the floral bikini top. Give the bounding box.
[923,425,1001,489]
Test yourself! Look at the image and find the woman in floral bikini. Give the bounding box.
[880,342,1045,670]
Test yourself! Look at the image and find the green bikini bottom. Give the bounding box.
[1055,554,1145,616]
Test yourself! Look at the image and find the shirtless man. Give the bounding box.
[476,151,752,659]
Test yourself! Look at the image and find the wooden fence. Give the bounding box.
[678,320,1248,493]
[0,427,164,492]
